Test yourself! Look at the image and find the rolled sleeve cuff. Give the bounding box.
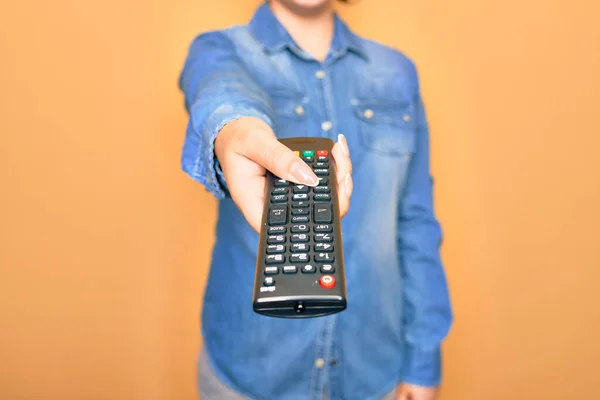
[181,103,273,200]
[402,344,442,387]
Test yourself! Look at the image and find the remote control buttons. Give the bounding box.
[266,254,285,264]
[291,243,309,252]
[290,253,309,263]
[315,253,334,262]
[315,243,334,252]
[261,148,342,302]
[267,235,286,244]
[320,264,335,273]
[264,277,275,286]
[268,205,287,225]
[293,185,309,194]
[271,187,289,195]
[292,208,309,215]
[265,266,279,275]
[314,233,333,242]
[319,275,336,289]
[271,194,288,203]
[314,194,331,202]
[314,204,332,223]
[268,226,286,234]
[314,186,330,194]
[291,234,309,242]
[315,224,332,233]
[302,150,314,163]
[302,264,316,274]
[266,244,285,254]
[283,265,298,274]
[291,224,309,233]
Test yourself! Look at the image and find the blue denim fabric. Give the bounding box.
[179,3,452,400]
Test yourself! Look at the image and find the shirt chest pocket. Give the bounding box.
[352,99,416,157]
[269,90,309,139]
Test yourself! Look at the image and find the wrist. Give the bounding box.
[215,116,272,162]
[402,344,442,387]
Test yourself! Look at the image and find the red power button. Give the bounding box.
[319,275,336,289]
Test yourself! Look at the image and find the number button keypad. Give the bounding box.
[291,224,309,233]
[291,234,309,243]
[267,235,286,244]
[291,243,309,252]
[267,244,285,254]
[315,243,334,252]
[290,253,309,263]
[314,233,333,243]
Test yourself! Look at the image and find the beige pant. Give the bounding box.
[198,348,397,400]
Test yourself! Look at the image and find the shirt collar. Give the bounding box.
[248,2,369,61]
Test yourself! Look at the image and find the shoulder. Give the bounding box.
[357,37,421,91]
[186,25,261,55]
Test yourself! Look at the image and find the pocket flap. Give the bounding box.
[351,98,415,127]
[351,98,416,156]
[269,90,309,120]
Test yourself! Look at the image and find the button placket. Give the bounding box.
[321,120,333,131]
[314,65,335,138]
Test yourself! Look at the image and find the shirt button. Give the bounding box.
[295,105,305,115]
[315,70,325,79]
[402,114,411,122]
[321,121,332,131]
[363,109,374,119]
[315,358,325,368]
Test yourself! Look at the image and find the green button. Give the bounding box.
[302,150,314,157]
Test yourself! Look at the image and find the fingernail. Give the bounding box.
[345,173,353,198]
[291,160,319,186]
[338,134,349,156]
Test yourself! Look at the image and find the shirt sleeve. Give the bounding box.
[397,66,453,387]
[178,30,275,199]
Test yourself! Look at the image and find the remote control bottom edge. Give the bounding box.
[253,297,346,318]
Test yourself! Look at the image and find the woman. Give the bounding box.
[179,1,453,399]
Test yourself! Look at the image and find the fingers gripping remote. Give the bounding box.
[252,137,347,318]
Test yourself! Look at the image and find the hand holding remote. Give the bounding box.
[215,116,353,232]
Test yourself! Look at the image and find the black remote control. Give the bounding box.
[252,137,347,318]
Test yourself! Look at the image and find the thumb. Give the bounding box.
[243,133,319,186]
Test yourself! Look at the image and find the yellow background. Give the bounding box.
[1,0,599,399]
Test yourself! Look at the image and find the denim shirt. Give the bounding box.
[179,3,452,400]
